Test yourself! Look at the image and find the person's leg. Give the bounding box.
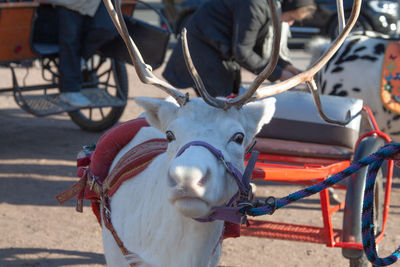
[57,6,83,93]
[82,2,118,59]
[57,6,91,107]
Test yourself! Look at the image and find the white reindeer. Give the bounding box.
[102,96,276,266]
[307,31,400,141]
[98,0,361,265]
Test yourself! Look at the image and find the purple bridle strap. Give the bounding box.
[175,141,258,224]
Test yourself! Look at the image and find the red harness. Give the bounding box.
[56,117,167,222]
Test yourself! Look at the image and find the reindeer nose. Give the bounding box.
[167,166,211,188]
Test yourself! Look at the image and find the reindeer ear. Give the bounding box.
[134,97,179,131]
[241,97,276,141]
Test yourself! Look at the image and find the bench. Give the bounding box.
[255,91,363,160]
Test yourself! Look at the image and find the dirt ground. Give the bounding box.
[0,53,399,267]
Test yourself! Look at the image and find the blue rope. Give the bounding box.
[361,153,400,266]
[243,142,400,266]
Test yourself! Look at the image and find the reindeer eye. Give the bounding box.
[230,132,244,145]
[166,130,176,142]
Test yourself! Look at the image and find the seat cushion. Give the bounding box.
[254,137,353,160]
[32,43,59,56]
[257,91,363,149]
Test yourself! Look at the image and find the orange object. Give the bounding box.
[380,41,400,114]
[0,1,39,62]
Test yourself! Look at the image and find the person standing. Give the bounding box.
[162,0,316,97]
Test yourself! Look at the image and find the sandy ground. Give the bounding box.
[0,51,399,267]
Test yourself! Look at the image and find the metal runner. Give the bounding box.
[15,88,126,116]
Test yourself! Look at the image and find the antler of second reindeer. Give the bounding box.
[103,0,189,106]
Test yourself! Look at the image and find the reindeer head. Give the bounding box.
[103,0,362,219]
[135,97,275,218]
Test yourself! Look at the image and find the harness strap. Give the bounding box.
[176,141,251,194]
[105,139,168,196]
[56,168,104,212]
[57,138,168,266]
[175,141,258,224]
[102,198,143,267]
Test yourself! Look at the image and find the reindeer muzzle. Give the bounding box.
[175,141,257,224]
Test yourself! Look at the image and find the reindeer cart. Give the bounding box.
[0,0,170,131]
[240,92,395,267]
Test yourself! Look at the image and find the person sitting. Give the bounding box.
[44,0,118,107]
[162,0,316,97]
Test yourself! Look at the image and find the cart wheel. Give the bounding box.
[349,172,383,267]
[349,171,384,267]
[349,255,370,267]
[342,136,385,267]
[68,56,128,132]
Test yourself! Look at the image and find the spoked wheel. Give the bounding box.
[68,55,128,132]
[342,136,385,267]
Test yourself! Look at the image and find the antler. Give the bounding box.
[105,0,360,125]
[181,28,226,108]
[181,0,281,110]
[103,0,189,106]
[182,0,360,119]
[104,0,279,110]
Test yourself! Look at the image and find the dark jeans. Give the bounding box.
[57,3,117,93]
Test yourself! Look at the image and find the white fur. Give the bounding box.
[102,97,276,267]
[308,31,400,142]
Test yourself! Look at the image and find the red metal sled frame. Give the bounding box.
[242,106,395,250]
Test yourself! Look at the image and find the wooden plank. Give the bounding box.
[0,6,38,62]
